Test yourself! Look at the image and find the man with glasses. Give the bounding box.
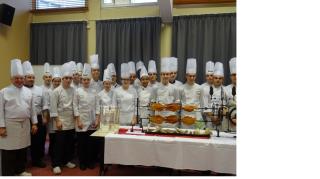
[0,59,38,176]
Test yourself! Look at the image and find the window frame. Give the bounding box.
[31,0,89,13]
[101,0,159,8]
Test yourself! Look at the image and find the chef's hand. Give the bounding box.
[42,110,49,125]
[0,127,7,137]
[55,118,63,130]
[92,115,100,128]
[31,124,38,134]
[76,116,83,129]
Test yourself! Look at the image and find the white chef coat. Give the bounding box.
[180,83,203,129]
[148,81,160,89]
[133,78,140,90]
[150,83,180,128]
[0,85,37,150]
[50,85,75,131]
[137,85,153,126]
[89,79,103,95]
[73,87,97,132]
[43,87,56,134]
[96,89,114,115]
[201,83,228,131]
[28,85,45,115]
[71,82,81,90]
[112,87,137,126]
[225,84,236,131]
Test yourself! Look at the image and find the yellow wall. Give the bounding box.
[32,0,235,59]
[0,0,31,88]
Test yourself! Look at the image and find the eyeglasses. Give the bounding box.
[63,77,72,80]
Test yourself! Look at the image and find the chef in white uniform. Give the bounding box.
[50,62,76,175]
[96,68,114,115]
[203,62,228,131]
[180,58,203,129]
[201,61,215,128]
[71,63,83,89]
[22,61,47,168]
[107,63,119,89]
[148,60,159,88]
[128,61,137,89]
[112,63,137,126]
[169,57,183,87]
[43,67,61,160]
[225,57,236,131]
[0,59,38,176]
[134,61,144,88]
[150,57,180,128]
[41,63,52,127]
[70,61,81,89]
[89,54,103,94]
[73,63,99,170]
[41,62,52,92]
[137,65,153,126]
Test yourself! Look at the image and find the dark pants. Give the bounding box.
[48,133,56,159]
[77,130,97,167]
[1,148,27,176]
[88,130,100,163]
[31,115,47,163]
[52,129,75,168]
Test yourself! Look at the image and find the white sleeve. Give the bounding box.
[95,93,100,115]
[42,90,50,110]
[73,90,80,117]
[50,89,59,117]
[0,90,5,127]
[30,92,38,124]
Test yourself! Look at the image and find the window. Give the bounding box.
[102,0,158,7]
[32,0,88,12]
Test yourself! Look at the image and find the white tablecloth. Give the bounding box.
[104,127,236,174]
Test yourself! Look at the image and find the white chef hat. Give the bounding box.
[140,65,148,78]
[103,68,112,82]
[90,54,100,69]
[148,60,157,73]
[128,61,135,74]
[229,57,236,75]
[52,67,61,79]
[169,57,178,72]
[82,63,91,79]
[161,57,170,73]
[186,58,197,74]
[69,61,77,74]
[205,61,215,75]
[43,62,51,75]
[61,62,73,77]
[107,63,116,76]
[22,61,34,76]
[121,63,130,79]
[213,62,224,77]
[77,63,83,74]
[136,61,144,72]
[11,59,24,77]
